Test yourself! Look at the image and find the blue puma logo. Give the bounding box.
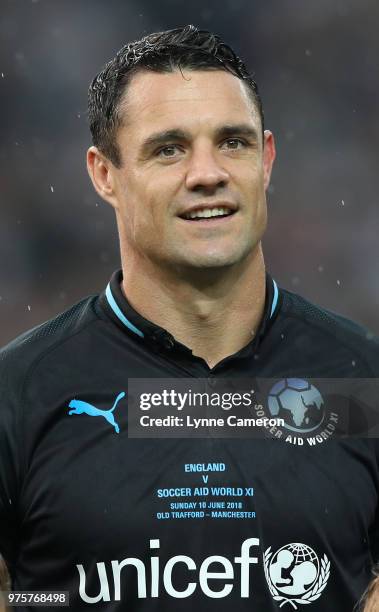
[67,392,125,434]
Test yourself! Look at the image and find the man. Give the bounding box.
[1,25,378,611]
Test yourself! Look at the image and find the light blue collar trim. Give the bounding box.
[270,279,279,319]
[105,283,144,338]
[106,278,279,337]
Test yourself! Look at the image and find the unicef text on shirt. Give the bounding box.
[76,537,259,602]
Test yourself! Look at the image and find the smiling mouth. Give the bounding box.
[179,206,236,221]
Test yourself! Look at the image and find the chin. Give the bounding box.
[179,250,251,271]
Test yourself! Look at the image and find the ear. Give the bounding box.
[86,146,120,210]
[262,130,276,191]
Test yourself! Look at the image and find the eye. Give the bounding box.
[221,138,246,150]
[157,144,182,158]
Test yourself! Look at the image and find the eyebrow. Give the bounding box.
[216,124,259,141]
[140,129,189,156]
[140,124,259,156]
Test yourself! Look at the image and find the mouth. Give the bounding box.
[178,204,237,222]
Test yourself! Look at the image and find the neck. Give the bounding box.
[121,245,266,368]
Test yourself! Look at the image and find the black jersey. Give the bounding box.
[1,269,379,611]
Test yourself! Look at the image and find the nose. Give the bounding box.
[185,145,230,193]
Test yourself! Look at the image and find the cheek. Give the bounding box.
[129,191,165,236]
[137,180,180,227]
[234,159,263,188]
[117,174,150,225]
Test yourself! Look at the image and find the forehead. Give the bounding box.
[119,69,260,138]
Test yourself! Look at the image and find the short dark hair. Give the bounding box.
[88,25,264,168]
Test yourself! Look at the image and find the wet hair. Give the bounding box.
[88,25,264,168]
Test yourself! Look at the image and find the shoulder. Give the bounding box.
[0,294,99,384]
[0,295,100,511]
[279,287,379,376]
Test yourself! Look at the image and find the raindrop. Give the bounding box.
[27,305,31,311]
[50,185,54,192]
[1,73,4,78]
[351,360,356,367]
[317,265,324,272]
[336,279,341,286]
[341,200,345,206]
[305,49,312,56]
[281,333,285,340]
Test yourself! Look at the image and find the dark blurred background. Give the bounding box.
[1,0,378,345]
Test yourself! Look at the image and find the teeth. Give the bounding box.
[184,207,232,220]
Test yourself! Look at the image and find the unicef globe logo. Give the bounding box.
[267,379,324,433]
[264,543,330,609]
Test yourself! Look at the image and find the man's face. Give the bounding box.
[105,69,275,272]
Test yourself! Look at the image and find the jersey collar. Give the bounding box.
[99,269,281,360]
